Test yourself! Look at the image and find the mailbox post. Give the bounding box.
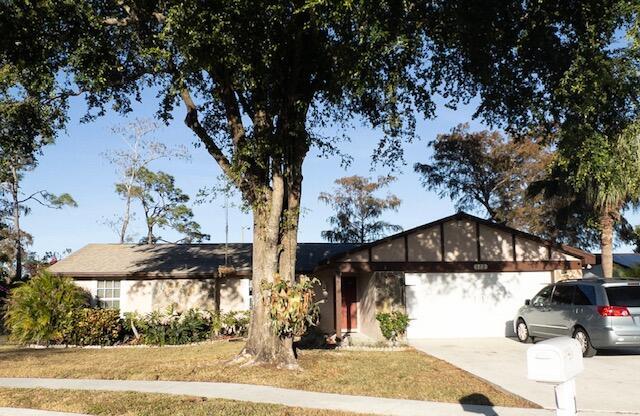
[527,337,584,416]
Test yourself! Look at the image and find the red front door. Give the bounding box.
[341,277,358,331]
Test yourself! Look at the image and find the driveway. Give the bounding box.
[411,338,640,415]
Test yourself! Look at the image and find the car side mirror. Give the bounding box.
[524,299,531,306]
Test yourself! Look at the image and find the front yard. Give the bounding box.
[0,388,363,416]
[0,341,536,408]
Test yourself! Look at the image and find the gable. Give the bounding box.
[329,212,593,268]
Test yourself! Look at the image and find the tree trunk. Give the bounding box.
[600,210,615,278]
[241,174,299,369]
[10,165,22,282]
[119,194,132,244]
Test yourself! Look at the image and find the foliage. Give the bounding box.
[375,311,409,342]
[3,271,88,345]
[261,275,320,338]
[116,167,209,244]
[319,176,402,244]
[124,307,250,346]
[414,124,597,246]
[63,308,124,346]
[104,118,190,243]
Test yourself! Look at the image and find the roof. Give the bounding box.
[612,254,640,269]
[48,243,359,278]
[327,211,596,265]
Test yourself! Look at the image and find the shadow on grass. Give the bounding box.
[0,346,81,360]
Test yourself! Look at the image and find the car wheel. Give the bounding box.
[573,327,597,357]
[516,319,531,343]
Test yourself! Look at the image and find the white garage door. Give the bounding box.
[405,272,552,339]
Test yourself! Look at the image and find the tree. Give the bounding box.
[119,167,208,244]
[0,154,77,282]
[319,175,402,244]
[413,124,598,246]
[21,0,633,367]
[103,118,190,243]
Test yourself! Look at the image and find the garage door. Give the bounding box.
[405,272,552,339]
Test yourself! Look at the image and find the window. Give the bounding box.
[551,285,575,305]
[574,285,597,306]
[532,285,553,307]
[606,286,640,307]
[97,280,120,309]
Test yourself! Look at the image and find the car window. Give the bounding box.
[605,286,640,307]
[574,285,596,305]
[552,285,575,305]
[532,285,553,307]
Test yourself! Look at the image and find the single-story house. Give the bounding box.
[49,212,595,340]
[587,253,640,278]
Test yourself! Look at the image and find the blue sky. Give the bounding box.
[19,90,640,256]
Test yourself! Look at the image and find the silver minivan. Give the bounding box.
[514,279,640,356]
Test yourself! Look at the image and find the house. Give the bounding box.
[587,253,640,277]
[49,212,595,340]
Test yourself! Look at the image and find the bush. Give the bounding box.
[4,271,88,345]
[63,308,124,346]
[124,307,250,346]
[375,311,410,342]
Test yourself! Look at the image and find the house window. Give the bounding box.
[97,280,120,309]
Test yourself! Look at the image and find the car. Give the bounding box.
[514,278,640,357]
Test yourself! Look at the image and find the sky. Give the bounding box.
[19,89,640,257]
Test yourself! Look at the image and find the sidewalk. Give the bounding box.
[0,377,616,416]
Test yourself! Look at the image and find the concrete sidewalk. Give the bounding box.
[0,377,624,416]
[0,408,90,416]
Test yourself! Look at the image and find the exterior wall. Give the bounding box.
[515,237,548,261]
[551,250,579,261]
[315,269,335,334]
[73,277,250,315]
[74,280,97,307]
[371,238,405,262]
[479,225,513,261]
[553,268,583,282]
[443,220,478,261]
[356,273,378,338]
[341,249,369,262]
[407,226,441,261]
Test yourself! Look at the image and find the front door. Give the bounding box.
[341,277,358,331]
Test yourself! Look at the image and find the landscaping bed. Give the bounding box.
[0,341,538,408]
[0,388,363,416]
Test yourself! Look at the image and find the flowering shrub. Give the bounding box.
[63,308,123,346]
[375,311,410,342]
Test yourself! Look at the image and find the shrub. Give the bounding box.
[4,271,88,345]
[123,307,250,346]
[261,274,320,338]
[375,311,410,342]
[63,308,124,346]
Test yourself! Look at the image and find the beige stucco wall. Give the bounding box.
[515,237,549,261]
[314,269,336,334]
[73,277,250,315]
[443,220,478,261]
[551,250,579,261]
[479,225,513,261]
[407,226,441,261]
[341,249,369,262]
[553,268,583,282]
[371,238,405,262]
[74,280,98,307]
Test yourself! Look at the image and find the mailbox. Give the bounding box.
[527,337,584,383]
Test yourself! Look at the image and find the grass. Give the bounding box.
[0,341,537,408]
[0,388,364,416]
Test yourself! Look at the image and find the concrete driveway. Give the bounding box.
[411,338,640,415]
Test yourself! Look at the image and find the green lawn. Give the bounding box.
[0,341,537,408]
[0,388,364,416]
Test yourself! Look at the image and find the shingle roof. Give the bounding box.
[48,243,360,278]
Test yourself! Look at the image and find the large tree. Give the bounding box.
[9,0,634,366]
[319,175,401,243]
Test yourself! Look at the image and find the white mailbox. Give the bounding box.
[527,337,584,383]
